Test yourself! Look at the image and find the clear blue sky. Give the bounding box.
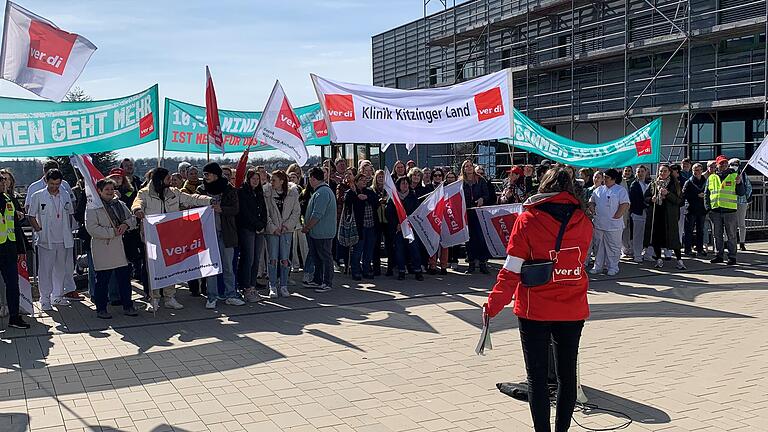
[0,0,437,161]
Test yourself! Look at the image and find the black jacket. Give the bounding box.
[344,187,379,236]
[237,184,267,232]
[197,181,239,248]
[385,190,419,235]
[463,178,490,209]
[682,175,707,216]
[629,179,650,216]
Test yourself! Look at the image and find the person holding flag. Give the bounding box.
[0,170,29,328]
[386,176,423,281]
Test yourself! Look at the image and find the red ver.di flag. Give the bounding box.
[440,180,469,247]
[475,203,523,257]
[311,69,513,144]
[0,1,97,102]
[383,168,414,241]
[408,183,444,256]
[143,206,222,290]
[253,80,309,165]
[205,66,225,154]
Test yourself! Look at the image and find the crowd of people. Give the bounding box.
[0,152,753,327]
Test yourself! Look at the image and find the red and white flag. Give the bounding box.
[384,168,414,241]
[440,180,469,247]
[0,1,96,102]
[70,153,104,209]
[474,203,523,257]
[17,255,33,314]
[408,183,444,256]
[205,66,225,154]
[253,80,309,165]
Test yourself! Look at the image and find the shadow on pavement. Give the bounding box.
[582,385,671,424]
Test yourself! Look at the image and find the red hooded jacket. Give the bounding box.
[486,192,593,321]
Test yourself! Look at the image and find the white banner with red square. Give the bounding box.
[143,206,222,290]
[311,69,513,144]
[475,203,523,258]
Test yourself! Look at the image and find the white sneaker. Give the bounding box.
[607,269,619,276]
[164,297,184,310]
[676,260,686,270]
[279,286,290,297]
[268,287,279,299]
[655,259,664,269]
[225,297,246,306]
[146,298,160,312]
[205,299,217,309]
[52,298,70,307]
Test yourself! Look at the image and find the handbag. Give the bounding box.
[519,208,575,287]
[337,205,359,247]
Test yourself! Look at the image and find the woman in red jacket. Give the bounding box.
[484,165,593,432]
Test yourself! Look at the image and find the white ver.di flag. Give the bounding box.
[69,154,104,209]
[747,135,768,177]
[253,80,309,165]
[408,183,444,256]
[383,167,414,241]
[0,1,96,101]
[440,180,469,247]
[474,203,524,257]
[143,206,222,290]
[312,69,513,144]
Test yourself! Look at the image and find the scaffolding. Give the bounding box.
[372,0,768,174]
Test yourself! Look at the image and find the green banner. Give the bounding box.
[163,98,329,153]
[0,85,159,157]
[502,109,662,167]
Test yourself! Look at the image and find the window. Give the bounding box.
[720,120,746,159]
[396,73,418,89]
[692,123,714,144]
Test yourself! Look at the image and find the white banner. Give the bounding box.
[143,206,222,290]
[747,135,768,178]
[474,203,523,257]
[17,256,33,314]
[0,1,97,102]
[253,80,309,165]
[441,181,469,247]
[408,183,444,256]
[311,69,513,144]
[69,154,103,209]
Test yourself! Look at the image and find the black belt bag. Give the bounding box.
[519,208,575,288]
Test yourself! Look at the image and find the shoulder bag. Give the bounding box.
[519,208,575,287]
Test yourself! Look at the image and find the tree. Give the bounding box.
[53,88,118,185]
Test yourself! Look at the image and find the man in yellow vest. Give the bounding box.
[705,155,745,265]
[0,172,30,329]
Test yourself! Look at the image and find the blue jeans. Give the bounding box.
[94,265,133,312]
[267,232,292,288]
[394,233,422,273]
[308,237,333,287]
[238,229,265,288]
[207,233,237,299]
[351,227,376,277]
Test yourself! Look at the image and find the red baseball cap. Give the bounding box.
[715,155,729,165]
[507,166,523,176]
[109,168,125,177]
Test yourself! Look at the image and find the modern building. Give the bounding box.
[370,0,768,180]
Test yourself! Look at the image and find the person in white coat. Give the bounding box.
[27,169,76,310]
[86,178,139,319]
[588,169,630,276]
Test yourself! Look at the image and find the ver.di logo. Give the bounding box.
[324,94,355,122]
[474,87,505,122]
[27,20,77,76]
[635,138,652,156]
[155,213,207,267]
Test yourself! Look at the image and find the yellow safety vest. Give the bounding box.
[708,172,738,210]
[0,193,16,244]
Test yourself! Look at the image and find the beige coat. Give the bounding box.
[131,186,211,216]
[85,201,137,271]
[263,183,301,234]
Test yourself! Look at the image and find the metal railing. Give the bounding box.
[747,175,768,231]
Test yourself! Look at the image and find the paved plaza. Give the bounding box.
[1,243,767,432]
